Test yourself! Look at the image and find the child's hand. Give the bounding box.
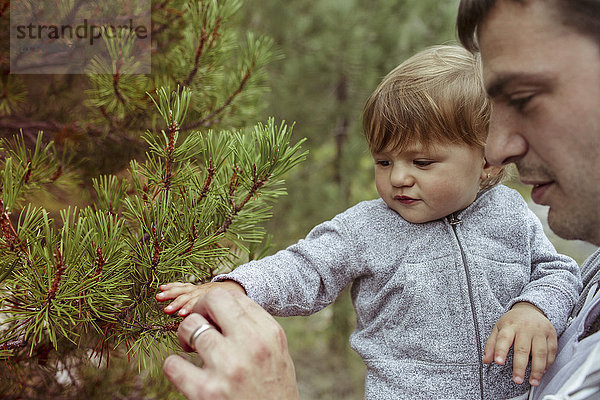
[483,302,557,387]
[156,280,246,317]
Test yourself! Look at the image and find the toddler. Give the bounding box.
[158,45,581,399]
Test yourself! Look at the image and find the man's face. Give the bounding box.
[478,0,600,245]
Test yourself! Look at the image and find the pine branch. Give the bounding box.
[0,200,37,284]
[177,223,197,257]
[0,200,26,254]
[152,0,172,12]
[50,164,63,182]
[216,164,268,236]
[46,249,66,304]
[138,321,179,333]
[94,246,106,280]
[22,159,32,184]
[182,55,258,131]
[163,111,178,193]
[151,225,162,272]
[113,73,127,106]
[0,338,27,351]
[195,159,215,204]
[99,106,117,132]
[182,15,223,88]
[151,0,184,36]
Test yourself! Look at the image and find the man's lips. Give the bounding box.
[524,181,553,204]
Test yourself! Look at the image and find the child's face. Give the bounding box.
[372,141,487,223]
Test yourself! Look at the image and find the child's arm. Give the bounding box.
[156,280,246,317]
[483,301,557,387]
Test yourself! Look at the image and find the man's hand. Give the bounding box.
[484,301,557,386]
[163,288,299,400]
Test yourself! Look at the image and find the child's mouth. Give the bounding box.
[395,196,419,204]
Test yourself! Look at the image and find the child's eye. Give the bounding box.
[414,160,434,167]
[375,160,391,167]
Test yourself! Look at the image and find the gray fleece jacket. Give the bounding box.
[215,185,582,399]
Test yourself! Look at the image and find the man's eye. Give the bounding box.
[508,95,533,111]
[414,160,434,167]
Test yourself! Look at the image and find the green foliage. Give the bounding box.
[0,3,299,395]
[0,86,305,395]
[0,76,27,116]
[0,0,278,181]
[0,131,73,211]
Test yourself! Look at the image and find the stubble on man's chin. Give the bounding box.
[547,206,600,245]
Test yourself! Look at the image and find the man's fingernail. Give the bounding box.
[514,376,524,384]
[530,379,539,386]
[495,356,504,364]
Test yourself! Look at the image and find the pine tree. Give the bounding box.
[0,87,306,398]
[1,0,279,180]
[0,0,306,398]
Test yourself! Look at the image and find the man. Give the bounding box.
[456,1,600,398]
[162,1,600,398]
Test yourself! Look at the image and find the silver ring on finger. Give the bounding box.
[188,323,214,350]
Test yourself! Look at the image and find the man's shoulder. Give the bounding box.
[571,248,600,326]
[581,249,600,288]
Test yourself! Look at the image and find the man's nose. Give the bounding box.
[485,106,529,166]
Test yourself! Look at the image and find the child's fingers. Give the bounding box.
[177,298,201,317]
[156,282,196,301]
[157,281,244,316]
[159,282,190,291]
[491,325,515,365]
[159,282,181,290]
[483,325,499,364]
[511,333,532,385]
[528,335,548,386]
[164,293,196,315]
[547,334,557,367]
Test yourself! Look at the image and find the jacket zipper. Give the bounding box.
[448,213,484,399]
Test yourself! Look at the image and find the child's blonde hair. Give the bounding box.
[363,44,504,190]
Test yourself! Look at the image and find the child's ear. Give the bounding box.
[481,160,502,180]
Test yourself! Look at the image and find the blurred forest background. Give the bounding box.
[1,0,596,399]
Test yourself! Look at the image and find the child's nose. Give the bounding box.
[390,167,414,187]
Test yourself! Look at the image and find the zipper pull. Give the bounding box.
[448,213,462,226]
